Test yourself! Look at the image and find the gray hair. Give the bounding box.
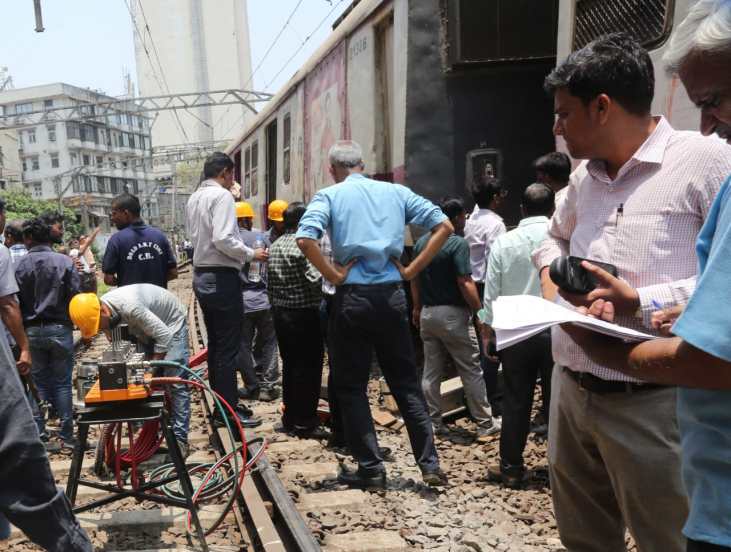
[664,0,731,74]
[328,140,364,168]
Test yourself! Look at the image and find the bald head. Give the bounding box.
[522,183,555,218]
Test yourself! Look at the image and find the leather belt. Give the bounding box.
[562,367,669,394]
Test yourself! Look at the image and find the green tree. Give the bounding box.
[1,190,83,238]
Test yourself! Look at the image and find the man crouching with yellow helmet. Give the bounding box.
[69,284,191,457]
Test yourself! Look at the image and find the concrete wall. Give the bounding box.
[133,0,253,148]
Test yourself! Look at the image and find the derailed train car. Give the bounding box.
[226,0,698,227]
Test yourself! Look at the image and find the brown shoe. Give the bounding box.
[487,463,526,489]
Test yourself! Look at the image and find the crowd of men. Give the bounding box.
[1,1,730,551]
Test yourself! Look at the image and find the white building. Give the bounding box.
[0,83,155,233]
[132,0,254,149]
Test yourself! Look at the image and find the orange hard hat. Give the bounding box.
[267,199,288,222]
[235,201,254,219]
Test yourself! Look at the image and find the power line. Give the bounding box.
[221,0,347,139]
[124,0,190,143]
[211,0,305,133]
[134,0,191,143]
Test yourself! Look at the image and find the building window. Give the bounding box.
[70,152,78,166]
[31,156,39,171]
[84,175,92,193]
[32,182,42,198]
[50,153,59,168]
[26,129,36,144]
[128,134,135,149]
[66,122,80,140]
[96,156,103,168]
[15,102,33,114]
[122,159,129,169]
[244,146,251,198]
[47,124,56,142]
[83,154,90,166]
[573,0,675,51]
[101,177,110,193]
[44,99,54,109]
[22,158,27,172]
[283,113,291,185]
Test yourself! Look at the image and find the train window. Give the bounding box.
[282,113,291,186]
[251,140,259,197]
[465,148,503,190]
[445,0,558,67]
[244,147,251,199]
[573,0,675,51]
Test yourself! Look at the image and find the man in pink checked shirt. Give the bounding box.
[532,32,731,552]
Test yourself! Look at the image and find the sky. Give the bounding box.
[1,0,351,97]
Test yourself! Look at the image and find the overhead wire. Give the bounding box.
[221,0,348,139]
[123,0,190,143]
[211,0,305,135]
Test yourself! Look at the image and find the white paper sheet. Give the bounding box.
[491,295,654,351]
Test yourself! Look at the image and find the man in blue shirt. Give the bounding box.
[296,140,453,488]
[15,217,81,449]
[564,4,731,549]
[102,193,177,289]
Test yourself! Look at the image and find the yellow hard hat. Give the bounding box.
[267,200,288,222]
[235,201,254,219]
[69,293,101,339]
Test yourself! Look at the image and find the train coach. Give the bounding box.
[226,0,699,227]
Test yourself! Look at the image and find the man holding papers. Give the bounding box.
[561,4,731,551]
[532,33,731,552]
[481,183,555,488]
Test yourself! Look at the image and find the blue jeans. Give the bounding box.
[27,324,75,442]
[147,327,191,443]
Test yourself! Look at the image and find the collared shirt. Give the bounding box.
[239,227,270,312]
[464,206,506,283]
[8,244,27,265]
[15,245,80,325]
[186,179,252,270]
[532,116,731,381]
[267,233,322,309]
[296,173,447,285]
[101,283,187,353]
[483,216,549,325]
[672,175,731,545]
[102,220,176,288]
[414,233,471,307]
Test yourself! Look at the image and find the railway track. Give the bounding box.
[5,268,565,551]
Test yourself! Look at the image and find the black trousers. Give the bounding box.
[273,307,324,430]
[193,268,242,409]
[688,541,731,552]
[475,281,502,415]
[320,296,345,444]
[0,347,92,551]
[498,329,553,474]
[330,283,439,475]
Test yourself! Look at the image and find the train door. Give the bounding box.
[374,13,395,178]
[265,119,278,206]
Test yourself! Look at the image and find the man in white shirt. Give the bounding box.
[463,177,506,416]
[186,152,266,430]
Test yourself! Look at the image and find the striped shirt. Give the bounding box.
[532,117,731,382]
[267,233,322,309]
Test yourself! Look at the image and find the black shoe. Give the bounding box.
[259,388,280,402]
[295,425,330,440]
[214,411,262,430]
[237,404,255,418]
[337,466,386,489]
[487,464,527,489]
[421,468,448,487]
[238,387,260,400]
